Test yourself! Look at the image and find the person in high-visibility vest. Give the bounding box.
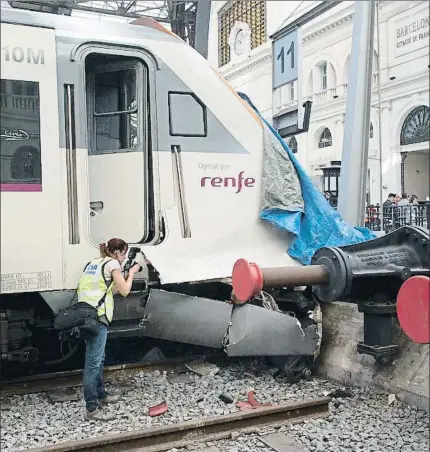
[77,238,141,421]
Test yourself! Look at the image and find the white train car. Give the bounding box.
[0,7,318,376]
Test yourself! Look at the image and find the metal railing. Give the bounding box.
[0,94,39,113]
[274,73,379,111]
[365,203,429,232]
[301,72,379,106]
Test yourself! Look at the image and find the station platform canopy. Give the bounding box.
[4,1,198,45]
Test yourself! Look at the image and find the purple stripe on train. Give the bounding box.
[0,184,42,192]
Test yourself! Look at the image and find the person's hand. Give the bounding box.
[129,263,141,275]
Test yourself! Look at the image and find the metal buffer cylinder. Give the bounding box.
[232,226,429,361]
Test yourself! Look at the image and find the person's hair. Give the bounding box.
[100,238,128,258]
[401,192,408,199]
[410,194,417,201]
[388,193,395,198]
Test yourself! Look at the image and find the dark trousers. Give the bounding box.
[83,321,108,412]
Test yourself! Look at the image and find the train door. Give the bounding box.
[85,54,149,244]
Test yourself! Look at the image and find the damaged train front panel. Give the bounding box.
[141,289,320,360]
[141,290,233,349]
[225,303,319,357]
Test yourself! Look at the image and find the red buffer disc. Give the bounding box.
[232,259,264,302]
[396,276,430,344]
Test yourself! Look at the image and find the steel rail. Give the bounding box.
[0,354,213,397]
[19,397,330,452]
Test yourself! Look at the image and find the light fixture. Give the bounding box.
[322,161,341,208]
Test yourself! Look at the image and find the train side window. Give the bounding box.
[0,79,42,188]
[86,57,145,155]
[168,92,207,137]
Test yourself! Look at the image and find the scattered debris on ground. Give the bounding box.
[1,359,429,452]
[185,360,220,376]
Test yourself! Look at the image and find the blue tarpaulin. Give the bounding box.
[238,92,376,265]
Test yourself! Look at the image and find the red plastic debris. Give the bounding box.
[235,392,272,411]
[148,401,168,417]
[232,259,264,302]
[247,391,272,407]
[397,275,430,344]
[236,401,255,411]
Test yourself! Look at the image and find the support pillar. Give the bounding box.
[194,0,212,58]
[337,1,376,226]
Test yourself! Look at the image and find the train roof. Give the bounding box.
[0,5,180,44]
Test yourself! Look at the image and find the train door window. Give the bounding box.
[0,79,42,190]
[86,56,146,155]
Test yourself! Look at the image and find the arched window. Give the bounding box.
[400,105,429,145]
[318,128,332,148]
[369,122,374,139]
[11,145,41,181]
[288,136,298,153]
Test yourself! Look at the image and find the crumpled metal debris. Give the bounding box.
[324,388,353,398]
[46,388,79,403]
[185,360,220,376]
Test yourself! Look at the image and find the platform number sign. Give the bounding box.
[273,28,300,89]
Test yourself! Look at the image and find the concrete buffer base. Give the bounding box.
[316,301,429,412]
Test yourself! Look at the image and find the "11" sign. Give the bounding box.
[272,28,299,89]
[276,41,295,74]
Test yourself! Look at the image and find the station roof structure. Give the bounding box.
[5,1,199,46]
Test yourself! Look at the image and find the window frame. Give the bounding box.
[400,105,429,146]
[168,91,208,138]
[289,81,295,102]
[318,128,332,148]
[288,136,298,153]
[86,59,147,155]
[321,62,328,91]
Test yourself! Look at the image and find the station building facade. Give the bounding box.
[207,0,429,205]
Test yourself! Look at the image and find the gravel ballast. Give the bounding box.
[1,360,429,452]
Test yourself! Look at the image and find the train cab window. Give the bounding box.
[168,92,207,137]
[0,79,42,187]
[86,56,145,155]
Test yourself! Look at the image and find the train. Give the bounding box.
[0,6,321,379]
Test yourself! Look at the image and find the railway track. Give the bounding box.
[17,396,331,452]
[0,355,211,397]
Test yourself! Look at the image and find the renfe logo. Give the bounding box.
[200,171,255,194]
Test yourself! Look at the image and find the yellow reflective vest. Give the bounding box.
[77,257,115,324]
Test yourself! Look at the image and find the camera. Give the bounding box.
[124,247,143,273]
